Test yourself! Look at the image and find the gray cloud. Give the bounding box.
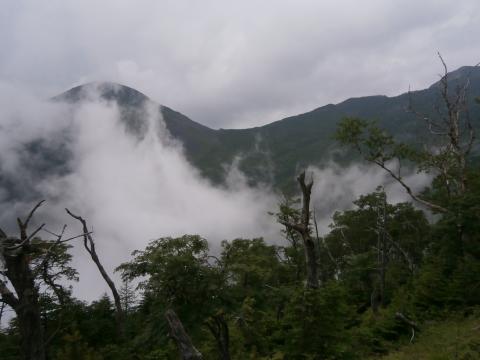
[1,1,479,128]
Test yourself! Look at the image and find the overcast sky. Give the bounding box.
[1,0,479,128]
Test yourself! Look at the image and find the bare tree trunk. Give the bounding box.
[304,236,318,289]
[66,209,126,339]
[165,309,203,360]
[6,253,45,360]
[377,193,387,307]
[17,297,45,360]
[279,172,319,289]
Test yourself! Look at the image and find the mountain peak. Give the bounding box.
[54,81,151,107]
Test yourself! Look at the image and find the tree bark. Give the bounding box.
[165,309,203,360]
[5,250,45,360]
[304,236,318,289]
[1,201,47,360]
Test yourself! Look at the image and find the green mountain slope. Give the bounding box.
[56,66,480,192]
[27,65,470,196]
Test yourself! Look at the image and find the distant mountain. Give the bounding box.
[57,67,480,192]
[2,67,479,203]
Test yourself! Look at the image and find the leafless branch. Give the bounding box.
[65,208,126,338]
[34,225,67,276]
[22,200,45,231]
[373,159,447,213]
[395,312,420,343]
[278,220,303,233]
[6,223,45,251]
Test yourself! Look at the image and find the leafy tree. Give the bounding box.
[116,235,222,355]
[324,189,430,311]
[220,238,286,305]
[118,235,219,319]
[272,196,305,283]
[281,283,353,359]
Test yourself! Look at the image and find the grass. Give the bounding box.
[373,311,480,360]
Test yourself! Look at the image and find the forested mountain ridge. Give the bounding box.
[2,66,478,207]
[55,66,480,191]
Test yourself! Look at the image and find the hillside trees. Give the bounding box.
[324,189,430,310]
[335,58,480,318]
[116,235,219,356]
[336,58,479,256]
[1,196,474,358]
[117,235,218,325]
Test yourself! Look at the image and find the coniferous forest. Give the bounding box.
[1,63,479,359]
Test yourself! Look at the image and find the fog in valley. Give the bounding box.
[0,83,432,301]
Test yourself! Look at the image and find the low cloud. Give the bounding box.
[308,163,431,234]
[0,85,432,301]
[0,85,280,299]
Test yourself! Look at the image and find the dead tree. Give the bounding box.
[66,208,126,338]
[409,55,479,253]
[0,202,46,360]
[395,312,420,343]
[165,309,203,360]
[407,53,478,205]
[338,55,479,216]
[0,201,78,360]
[279,171,319,289]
